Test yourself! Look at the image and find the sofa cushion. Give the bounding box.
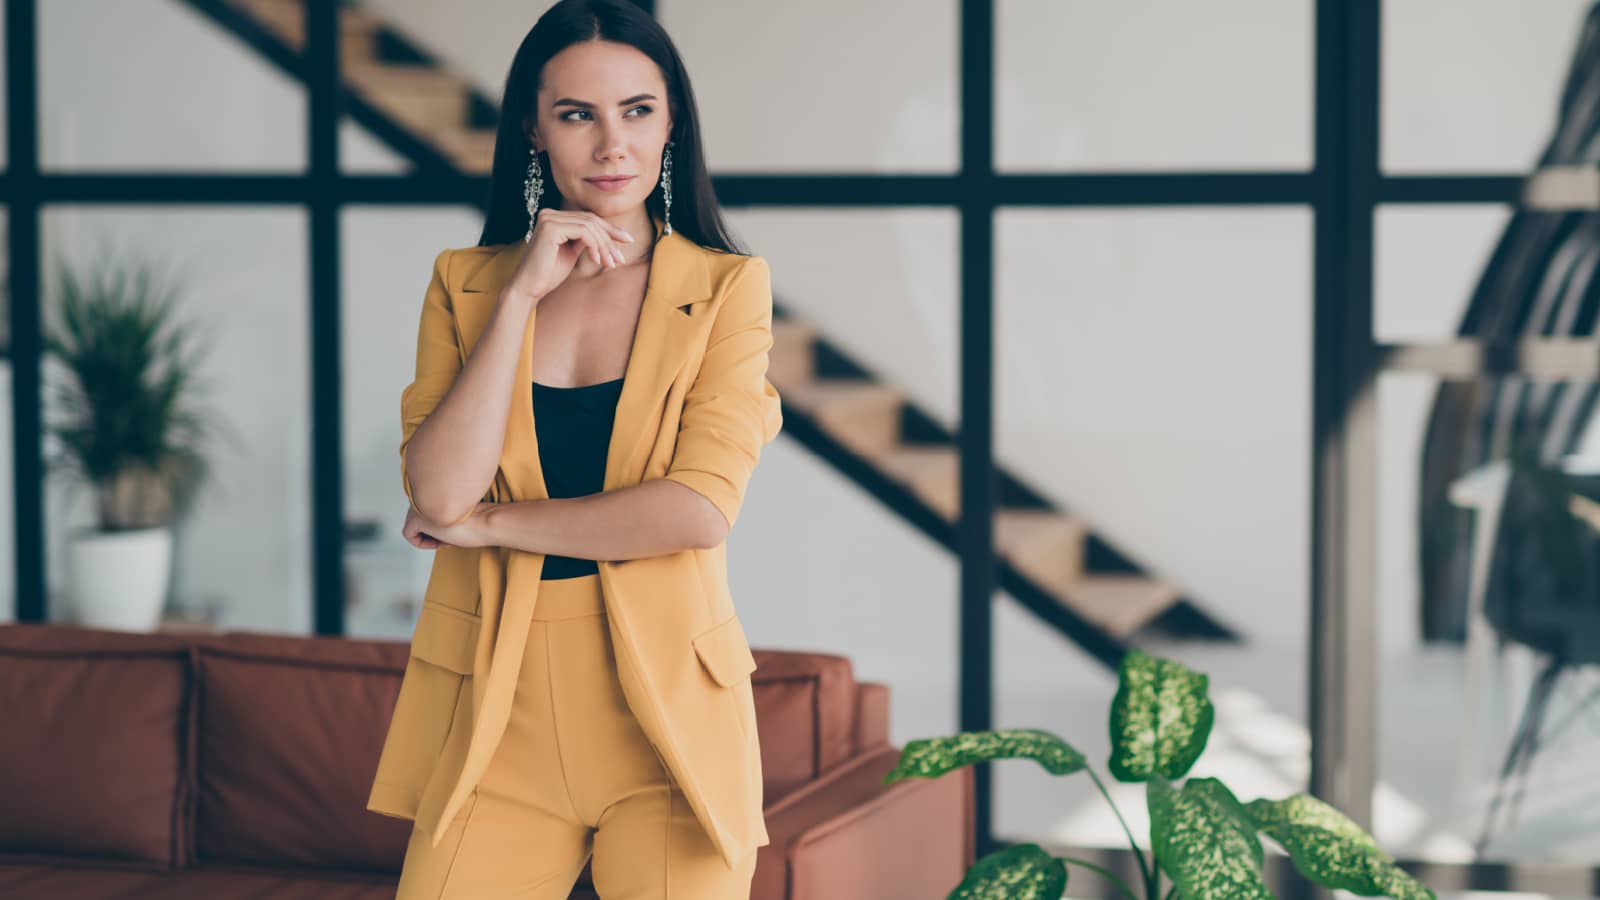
[192,631,411,873]
[0,624,193,870]
[749,649,859,801]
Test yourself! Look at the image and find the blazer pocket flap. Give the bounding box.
[692,613,758,688]
[410,602,480,675]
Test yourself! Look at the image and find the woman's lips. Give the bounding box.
[585,175,635,192]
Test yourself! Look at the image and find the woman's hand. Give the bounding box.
[507,209,636,304]
[402,501,497,550]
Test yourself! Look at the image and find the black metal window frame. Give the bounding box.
[6,0,1595,891]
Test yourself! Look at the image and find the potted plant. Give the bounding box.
[42,249,225,631]
[886,649,1434,900]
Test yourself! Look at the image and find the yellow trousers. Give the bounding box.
[395,572,757,899]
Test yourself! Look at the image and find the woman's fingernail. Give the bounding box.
[621,231,634,242]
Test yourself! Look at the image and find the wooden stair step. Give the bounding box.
[344,63,470,95]
[868,450,1091,583]
[1029,571,1180,640]
[347,64,471,133]
[781,379,902,413]
[782,380,903,456]
[234,0,379,58]
[995,508,1087,585]
[866,442,1158,638]
[433,127,498,174]
[873,444,960,520]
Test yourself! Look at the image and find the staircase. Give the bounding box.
[211,0,503,173]
[184,0,1240,669]
[768,316,1236,666]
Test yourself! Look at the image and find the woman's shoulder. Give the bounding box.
[451,243,511,259]
[425,244,513,291]
[701,247,765,281]
[424,244,504,270]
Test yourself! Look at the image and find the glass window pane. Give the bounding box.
[338,46,489,176]
[340,118,415,175]
[41,207,310,632]
[993,208,1313,847]
[998,0,1312,172]
[1377,200,1600,371]
[341,205,484,640]
[724,207,961,426]
[1382,0,1592,174]
[1379,370,1600,866]
[334,3,515,175]
[662,0,958,173]
[1375,204,1515,344]
[41,0,306,171]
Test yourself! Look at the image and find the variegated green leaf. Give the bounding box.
[1148,777,1274,900]
[1246,795,1435,899]
[1109,649,1214,782]
[1245,793,1369,842]
[884,728,1087,784]
[947,843,1067,900]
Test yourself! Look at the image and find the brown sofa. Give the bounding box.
[0,621,973,899]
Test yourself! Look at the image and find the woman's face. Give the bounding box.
[528,40,674,219]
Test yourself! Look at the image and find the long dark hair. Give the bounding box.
[476,0,746,256]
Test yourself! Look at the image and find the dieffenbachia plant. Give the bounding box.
[883,649,1434,900]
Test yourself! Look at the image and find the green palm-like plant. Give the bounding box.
[885,649,1434,900]
[42,250,234,531]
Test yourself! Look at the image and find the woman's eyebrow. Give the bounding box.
[553,93,657,109]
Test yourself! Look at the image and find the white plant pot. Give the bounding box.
[64,526,174,632]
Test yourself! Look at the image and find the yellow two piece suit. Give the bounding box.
[366,212,783,893]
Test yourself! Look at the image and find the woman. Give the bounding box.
[365,2,782,896]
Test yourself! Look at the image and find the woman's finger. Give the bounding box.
[596,214,633,261]
[554,219,604,266]
[539,214,604,266]
[583,219,622,268]
[589,213,635,247]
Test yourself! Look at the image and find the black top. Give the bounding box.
[532,376,625,580]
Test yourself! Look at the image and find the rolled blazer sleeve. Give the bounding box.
[662,255,784,533]
[399,248,462,513]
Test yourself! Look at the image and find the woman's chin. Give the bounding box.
[580,190,641,213]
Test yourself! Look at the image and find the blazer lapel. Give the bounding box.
[454,211,713,503]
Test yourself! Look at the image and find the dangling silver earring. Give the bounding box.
[523,145,544,244]
[660,141,674,236]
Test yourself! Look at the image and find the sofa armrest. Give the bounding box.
[756,745,974,900]
[852,682,890,753]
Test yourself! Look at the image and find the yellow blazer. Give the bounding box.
[366,211,782,871]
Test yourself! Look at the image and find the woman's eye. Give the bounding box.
[561,105,651,122]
